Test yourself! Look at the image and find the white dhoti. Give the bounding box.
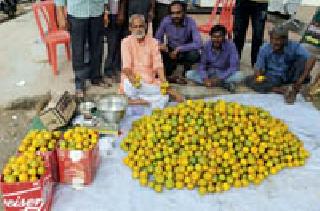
[123,79,169,109]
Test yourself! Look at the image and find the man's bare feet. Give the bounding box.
[128,99,149,105]
[167,88,185,103]
[91,78,112,88]
[284,86,297,105]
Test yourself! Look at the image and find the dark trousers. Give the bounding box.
[162,49,200,76]
[68,15,104,90]
[104,14,122,77]
[234,0,268,67]
[246,58,309,93]
[152,2,169,35]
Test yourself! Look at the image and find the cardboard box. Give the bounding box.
[39,92,76,131]
[57,145,100,186]
[0,171,54,211]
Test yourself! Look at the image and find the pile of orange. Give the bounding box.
[58,127,99,150]
[2,154,46,183]
[120,100,309,194]
[18,130,61,153]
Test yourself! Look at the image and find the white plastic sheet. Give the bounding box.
[53,94,320,211]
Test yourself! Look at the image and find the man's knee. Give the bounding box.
[245,75,279,93]
[179,50,200,64]
[186,50,200,63]
[225,71,245,84]
[123,79,138,98]
[185,70,203,84]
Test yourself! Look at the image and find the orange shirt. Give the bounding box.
[119,35,163,93]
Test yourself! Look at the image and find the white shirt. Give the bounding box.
[156,0,184,5]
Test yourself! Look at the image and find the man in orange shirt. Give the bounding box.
[120,14,183,108]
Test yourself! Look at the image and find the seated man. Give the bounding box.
[246,26,317,104]
[119,14,183,109]
[155,1,201,83]
[186,25,244,92]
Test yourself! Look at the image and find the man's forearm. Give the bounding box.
[157,68,166,81]
[150,0,155,13]
[295,57,316,89]
[118,0,126,17]
[56,6,65,18]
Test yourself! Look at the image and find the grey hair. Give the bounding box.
[269,26,289,39]
[129,14,146,27]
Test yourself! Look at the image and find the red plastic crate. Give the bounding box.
[57,145,100,185]
[0,172,54,211]
[37,150,59,183]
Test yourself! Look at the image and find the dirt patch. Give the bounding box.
[0,108,36,211]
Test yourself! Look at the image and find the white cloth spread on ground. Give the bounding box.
[53,94,320,211]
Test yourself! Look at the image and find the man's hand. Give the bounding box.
[116,13,125,26]
[127,74,136,85]
[104,12,109,27]
[169,49,179,60]
[148,10,154,22]
[159,44,168,52]
[204,77,220,87]
[254,70,264,77]
[204,78,213,87]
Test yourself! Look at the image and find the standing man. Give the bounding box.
[104,0,122,83]
[55,0,109,99]
[233,0,269,68]
[155,1,201,83]
[118,0,155,36]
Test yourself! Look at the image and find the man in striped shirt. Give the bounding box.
[55,0,109,99]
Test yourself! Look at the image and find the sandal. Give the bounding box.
[91,78,112,88]
[284,86,297,105]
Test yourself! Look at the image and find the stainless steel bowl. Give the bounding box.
[79,101,96,116]
[97,95,128,123]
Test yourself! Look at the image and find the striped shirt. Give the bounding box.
[54,0,108,18]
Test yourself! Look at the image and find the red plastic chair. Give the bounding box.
[32,1,70,75]
[220,0,235,38]
[198,0,235,39]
